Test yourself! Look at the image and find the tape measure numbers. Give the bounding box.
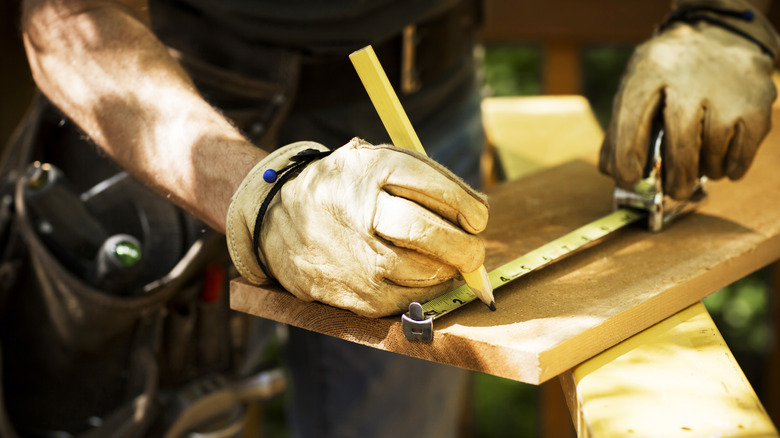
[400,119,709,342]
[402,208,646,335]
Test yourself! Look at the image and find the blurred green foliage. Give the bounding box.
[472,373,537,437]
[704,269,773,384]
[482,44,541,97]
[705,272,771,352]
[582,45,634,127]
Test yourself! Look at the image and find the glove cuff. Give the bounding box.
[226,141,331,284]
[663,0,780,63]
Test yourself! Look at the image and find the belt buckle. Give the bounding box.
[401,24,421,94]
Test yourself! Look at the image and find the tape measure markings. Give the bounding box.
[415,208,646,319]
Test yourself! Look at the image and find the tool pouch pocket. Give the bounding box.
[0,95,238,435]
[14,185,222,351]
[2,95,224,352]
[0,19,293,429]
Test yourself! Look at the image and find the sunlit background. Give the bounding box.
[475,42,775,438]
[0,1,777,437]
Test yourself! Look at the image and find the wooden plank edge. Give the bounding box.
[230,227,780,386]
[536,230,780,383]
[229,277,545,382]
[560,303,778,437]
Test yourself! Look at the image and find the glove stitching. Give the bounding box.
[227,175,265,284]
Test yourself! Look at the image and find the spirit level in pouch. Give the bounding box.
[402,123,707,342]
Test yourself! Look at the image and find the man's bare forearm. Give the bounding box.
[21,0,266,232]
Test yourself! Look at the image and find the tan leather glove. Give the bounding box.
[226,138,489,318]
[600,0,780,200]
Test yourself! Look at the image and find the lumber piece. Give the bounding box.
[231,104,780,385]
[543,42,582,95]
[560,302,779,438]
[482,96,603,180]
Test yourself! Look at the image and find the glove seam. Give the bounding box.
[250,149,333,277]
[227,168,266,284]
[226,141,330,284]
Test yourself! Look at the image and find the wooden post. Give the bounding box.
[562,303,778,437]
[543,41,582,95]
[540,379,576,438]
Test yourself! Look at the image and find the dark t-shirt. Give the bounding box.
[153,0,457,55]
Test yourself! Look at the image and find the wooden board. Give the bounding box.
[482,96,603,180]
[561,303,778,437]
[231,108,780,385]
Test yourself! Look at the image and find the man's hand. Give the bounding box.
[600,12,778,200]
[227,139,489,318]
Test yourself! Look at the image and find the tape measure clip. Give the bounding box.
[612,126,707,232]
[402,302,433,342]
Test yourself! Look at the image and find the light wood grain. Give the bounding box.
[482,96,603,180]
[231,102,780,385]
[561,303,778,437]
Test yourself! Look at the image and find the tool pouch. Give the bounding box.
[0,93,237,436]
[0,6,300,435]
[3,94,219,347]
[0,36,296,434]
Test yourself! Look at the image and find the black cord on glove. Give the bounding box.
[252,148,332,277]
[659,5,775,59]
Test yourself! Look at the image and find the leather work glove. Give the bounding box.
[600,0,780,200]
[226,138,489,318]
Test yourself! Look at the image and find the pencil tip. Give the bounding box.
[462,266,495,311]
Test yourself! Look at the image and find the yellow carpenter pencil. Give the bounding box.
[349,45,495,311]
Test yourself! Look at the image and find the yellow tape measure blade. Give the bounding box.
[419,208,646,319]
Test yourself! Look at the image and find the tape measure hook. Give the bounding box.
[612,126,707,232]
[402,302,433,342]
